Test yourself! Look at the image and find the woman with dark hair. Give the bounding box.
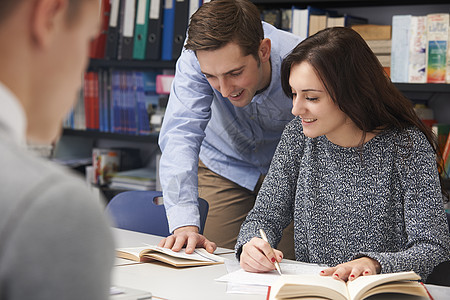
[235,27,450,282]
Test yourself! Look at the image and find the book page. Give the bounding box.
[216,261,326,287]
[270,275,348,300]
[347,271,421,300]
[362,282,429,299]
[142,252,223,267]
[116,245,224,263]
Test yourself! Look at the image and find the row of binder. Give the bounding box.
[90,0,208,62]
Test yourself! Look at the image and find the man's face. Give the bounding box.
[197,42,266,108]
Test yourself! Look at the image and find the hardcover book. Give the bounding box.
[268,271,429,300]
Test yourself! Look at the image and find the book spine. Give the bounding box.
[426,13,449,83]
[391,15,412,83]
[408,16,427,83]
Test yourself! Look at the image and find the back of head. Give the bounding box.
[185,0,264,59]
[0,0,87,26]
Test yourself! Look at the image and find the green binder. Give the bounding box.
[133,0,151,60]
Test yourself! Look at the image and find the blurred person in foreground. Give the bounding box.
[0,0,114,298]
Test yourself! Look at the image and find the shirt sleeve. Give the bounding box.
[355,129,450,281]
[158,48,215,232]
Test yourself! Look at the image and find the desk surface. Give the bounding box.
[112,228,262,300]
[112,228,449,300]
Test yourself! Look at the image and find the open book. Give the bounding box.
[116,245,224,267]
[269,271,430,300]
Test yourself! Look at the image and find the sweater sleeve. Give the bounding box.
[355,129,450,280]
[235,117,304,258]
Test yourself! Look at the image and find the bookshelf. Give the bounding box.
[56,58,172,188]
[253,0,450,120]
[251,0,449,6]
[62,128,159,143]
[88,58,176,71]
[57,0,450,197]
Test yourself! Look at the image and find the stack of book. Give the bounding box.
[352,24,392,76]
[110,168,157,191]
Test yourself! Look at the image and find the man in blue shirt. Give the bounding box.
[158,0,302,256]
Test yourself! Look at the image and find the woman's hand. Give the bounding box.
[239,237,283,273]
[320,257,381,281]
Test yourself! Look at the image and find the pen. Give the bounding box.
[259,229,282,275]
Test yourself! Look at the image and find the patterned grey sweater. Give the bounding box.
[236,116,450,280]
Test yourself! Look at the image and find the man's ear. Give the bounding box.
[30,0,67,48]
[259,38,271,63]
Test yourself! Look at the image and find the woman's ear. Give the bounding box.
[30,0,68,48]
[259,38,271,63]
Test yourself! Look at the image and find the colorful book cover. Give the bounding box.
[426,13,449,83]
[408,16,427,83]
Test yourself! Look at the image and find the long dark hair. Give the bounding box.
[281,27,447,201]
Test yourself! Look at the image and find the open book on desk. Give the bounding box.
[269,271,430,300]
[116,245,224,267]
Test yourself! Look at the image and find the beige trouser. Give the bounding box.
[198,160,295,260]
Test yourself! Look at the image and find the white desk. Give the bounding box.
[112,228,450,300]
[112,228,263,300]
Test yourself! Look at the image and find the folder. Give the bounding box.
[105,0,122,59]
[172,0,189,60]
[133,0,150,60]
[146,0,163,60]
[161,0,175,61]
[119,0,137,60]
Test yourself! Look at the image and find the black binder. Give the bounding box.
[105,0,123,59]
[120,0,137,60]
[145,0,164,60]
[172,0,189,60]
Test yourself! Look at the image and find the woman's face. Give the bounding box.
[289,62,361,147]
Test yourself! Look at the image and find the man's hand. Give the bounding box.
[240,237,283,273]
[157,226,217,254]
[320,257,381,282]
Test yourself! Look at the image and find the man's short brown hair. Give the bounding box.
[185,0,264,60]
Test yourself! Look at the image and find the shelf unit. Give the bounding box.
[62,128,159,143]
[56,58,173,182]
[251,0,450,6]
[88,58,176,71]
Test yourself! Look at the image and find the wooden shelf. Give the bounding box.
[62,129,159,143]
[88,58,176,70]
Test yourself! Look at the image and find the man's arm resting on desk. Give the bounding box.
[158,226,217,254]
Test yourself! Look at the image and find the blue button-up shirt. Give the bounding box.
[159,22,303,232]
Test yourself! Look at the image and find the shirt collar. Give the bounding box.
[0,81,27,146]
